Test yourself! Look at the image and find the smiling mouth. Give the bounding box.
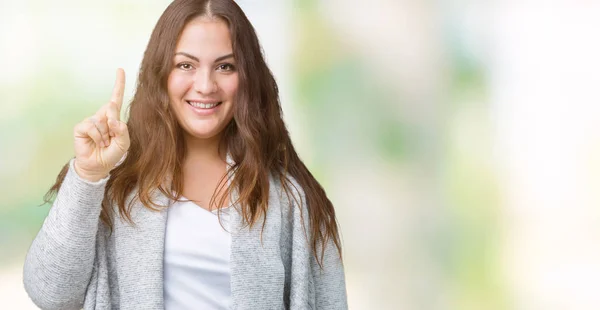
[186,101,222,109]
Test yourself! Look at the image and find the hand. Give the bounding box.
[73,68,130,182]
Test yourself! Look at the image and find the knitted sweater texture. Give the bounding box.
[23,160,347,309]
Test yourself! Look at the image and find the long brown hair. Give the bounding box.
[45,0,342,267]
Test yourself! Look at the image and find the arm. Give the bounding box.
[285,177,348,309]
[310,236,348,309]
[23,159,107,310]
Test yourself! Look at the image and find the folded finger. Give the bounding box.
[75,119,105,148]
[91,116,110,146]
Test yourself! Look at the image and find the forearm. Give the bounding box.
[23,159,107,309]
[312,237,348,309]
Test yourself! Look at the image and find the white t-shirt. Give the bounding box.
[163,198,232,310]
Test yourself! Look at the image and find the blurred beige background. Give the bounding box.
[1,0,600,309]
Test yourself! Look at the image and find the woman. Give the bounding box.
[22,0,347,309]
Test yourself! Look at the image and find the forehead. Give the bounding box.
[175,17,233,55]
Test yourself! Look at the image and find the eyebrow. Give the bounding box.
[174,52,235,63]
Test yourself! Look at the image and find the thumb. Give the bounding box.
[108,118,130,150]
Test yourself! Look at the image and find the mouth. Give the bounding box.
[186,100,223,109]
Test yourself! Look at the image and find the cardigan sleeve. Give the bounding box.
[285,176,349,309]
[310,231,348,309]
[23,159,107,310]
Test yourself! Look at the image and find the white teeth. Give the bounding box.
[188,101,219,109]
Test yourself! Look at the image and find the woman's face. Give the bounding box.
[167,16,238,143]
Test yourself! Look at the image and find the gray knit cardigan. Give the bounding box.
[23,160,347,309]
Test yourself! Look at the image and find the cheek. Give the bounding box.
[167,73,188,98]
[220,75,239,98]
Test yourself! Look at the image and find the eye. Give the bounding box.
[176,62,194,71]
[217,63,235,72]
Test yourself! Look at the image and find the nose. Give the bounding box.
[193,68,218,94]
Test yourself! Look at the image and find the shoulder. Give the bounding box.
[268,172,311,236]
[269,172,306,210]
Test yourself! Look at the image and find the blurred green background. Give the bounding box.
[2,0,600,309]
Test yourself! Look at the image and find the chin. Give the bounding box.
[182,121,231,142]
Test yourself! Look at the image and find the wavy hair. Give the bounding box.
[45,0,342,267]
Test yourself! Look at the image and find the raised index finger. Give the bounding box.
[110,68,126,119]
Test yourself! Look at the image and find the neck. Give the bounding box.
[183,133,226,166]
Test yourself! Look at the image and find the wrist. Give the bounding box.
[73,161,108,182]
